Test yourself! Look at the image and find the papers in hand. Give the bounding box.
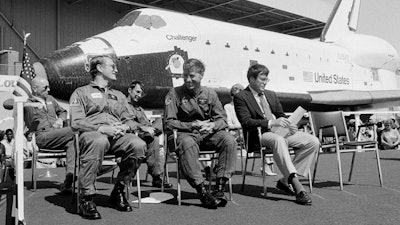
[272,106,307,138]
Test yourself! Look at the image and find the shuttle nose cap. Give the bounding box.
[33,62,48,80]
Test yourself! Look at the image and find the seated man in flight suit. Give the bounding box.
[70,55,147,219]
[164,58,237,209]
[125,80,173,188]
[24,77,75,191]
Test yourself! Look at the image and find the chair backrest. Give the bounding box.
[309,111,349,141]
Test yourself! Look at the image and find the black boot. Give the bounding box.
[59,173,74,195]
[79,195,101,220]
[213,177,228,207]
[109,181,132,212]
[196,183,220,209]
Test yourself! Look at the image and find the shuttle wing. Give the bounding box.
[276,89,400,111]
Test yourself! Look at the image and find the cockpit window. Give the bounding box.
[114,11,141,27]
[114,11,166,29]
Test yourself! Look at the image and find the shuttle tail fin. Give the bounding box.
[320,0,360,42]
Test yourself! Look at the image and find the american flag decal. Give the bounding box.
[13,47,36,99]
[303,71,313,82]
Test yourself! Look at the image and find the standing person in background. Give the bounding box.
[0,130,10,182]
[225,84,244,131]
[1,129,15,159]
[381,119,400,150]
[1,129,15,181]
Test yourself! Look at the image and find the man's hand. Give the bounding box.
[288,123,298,135]
[192,120,210,130]
[113,123,130,133]
[270,118,291,128]
[98,125,125,138]
[53,118,64,129]
[199,121,216,134]
[140,126,155,137]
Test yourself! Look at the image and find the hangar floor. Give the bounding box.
[1,149,400,225]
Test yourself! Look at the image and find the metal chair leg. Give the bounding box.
[251,157,256,172]
[261,152,267,197]
[375,148,383,187]
[144,170,149,182]
[72,133,80,214]
[308,169,313,193]
[31,147,37,191]
[348,152,356,182]
[110,170,115,184]
[228,178,233,201]
[136,170,141,208]
[336,150,344,191]
[241,152,249,192]
[177,158,181,206]
[312,149,320,186]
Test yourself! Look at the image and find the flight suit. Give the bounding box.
[24,95,75,176]
[126,99,161,179]
[70,82,146,196]
[164,85,237,188]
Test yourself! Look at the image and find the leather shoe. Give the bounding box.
[295,191,312,205]
[152,178,173,188]
[79,199,101,220]
[109,182,133,212]
[276,180,295,196]
[196,183,220,209]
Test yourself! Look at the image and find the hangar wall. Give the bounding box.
[0,0,126,62]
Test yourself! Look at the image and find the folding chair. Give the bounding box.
[30,133,66,191]
[241,127,312,196]
[309,111,383,190]
[162,129,233,205]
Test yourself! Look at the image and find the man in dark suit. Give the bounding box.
[234,63,318,205]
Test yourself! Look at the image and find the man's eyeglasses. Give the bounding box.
[103,63,117,71]
[259,77,270,83]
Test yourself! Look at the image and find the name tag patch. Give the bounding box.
[91,93,103,99]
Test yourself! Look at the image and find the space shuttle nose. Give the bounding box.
[36,44,94,100]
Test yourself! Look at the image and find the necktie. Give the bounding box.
[258,93,274,120]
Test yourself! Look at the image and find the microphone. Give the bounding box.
[3,98,14,110]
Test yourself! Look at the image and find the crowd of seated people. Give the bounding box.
[348,115,400,150]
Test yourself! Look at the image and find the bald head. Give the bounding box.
[31,77,50,99]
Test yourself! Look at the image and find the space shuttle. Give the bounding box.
[30,0,400,112]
